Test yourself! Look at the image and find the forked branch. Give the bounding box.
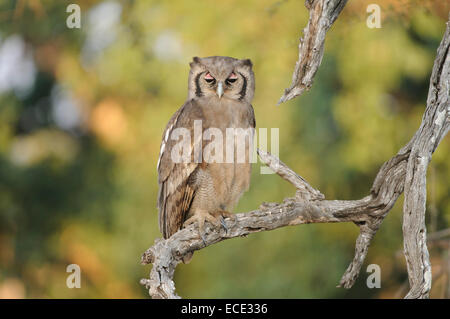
[141,3,450,299]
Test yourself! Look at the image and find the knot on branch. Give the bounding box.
[141,248,155,265]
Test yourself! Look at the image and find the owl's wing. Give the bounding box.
[157,100,203,238]
[249,104,256,129]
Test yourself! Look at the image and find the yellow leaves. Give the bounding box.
[58,223,140,298]
[8,129,79,167]
[410,9,447,40]
[34,42,61,74]
[0,122,13,153]
[61,226,106,285]
[335,22,432,91]
[1,0,447,298]
[333,88,399,171]
[330,15,437,174]
[0,278,25,298]
[96,41,147,94]
[0,234,14,268]
[89,99,129,149]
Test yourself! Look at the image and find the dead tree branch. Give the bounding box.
[402,18,450,299]
[141,7,450,299]
[278,0,348,104]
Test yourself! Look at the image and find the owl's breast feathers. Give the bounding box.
[157,98,255,238]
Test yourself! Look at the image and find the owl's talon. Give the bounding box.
[200,233,207,246]
[220,210,237,229]
[214,210,237,233]
[183,210,236,242]
[183,211,211,245]
[219,216,228,232]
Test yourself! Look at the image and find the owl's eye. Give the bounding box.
[226,72,238,85]
[204,72,215,84]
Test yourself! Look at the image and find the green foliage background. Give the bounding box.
[0,0,448,298]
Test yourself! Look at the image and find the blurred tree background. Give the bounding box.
[0,0,449,298]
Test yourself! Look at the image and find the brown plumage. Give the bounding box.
[157,56,256,253]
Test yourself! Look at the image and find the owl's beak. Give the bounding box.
[216,81,224,98]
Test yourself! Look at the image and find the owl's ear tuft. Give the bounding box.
[241,59,253,68]
[190,56,201,68]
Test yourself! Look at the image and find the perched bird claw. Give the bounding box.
[200,233,207,246]
[220,216,228,233]
[183,210,236,242]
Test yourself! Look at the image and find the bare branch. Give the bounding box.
[278,0,348,104]
[140,146,406,298]
[141,9,450,301]
[402,16,450,299]
[257,149,324,200]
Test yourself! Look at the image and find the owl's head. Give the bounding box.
[187,56,255,104]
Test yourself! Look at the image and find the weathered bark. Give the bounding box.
[278,0,348,104]
[141,6,450,299]
[402,19,450,299]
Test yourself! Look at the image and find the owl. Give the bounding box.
[157,56,255,251]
